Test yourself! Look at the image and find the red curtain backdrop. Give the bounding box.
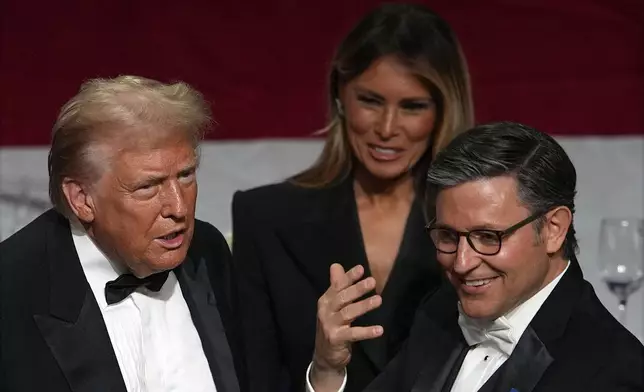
[1,0,643,146]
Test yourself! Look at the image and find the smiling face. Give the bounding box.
[67,134,198,277]
[434,176,568,320]
[340,56,437,181]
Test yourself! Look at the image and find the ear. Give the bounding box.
[337,83,350,110]
[543,206,572,255]
[61,178,96,224]
[335,98,344,117]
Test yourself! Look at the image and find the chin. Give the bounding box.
[148,248,189,273]
[364,164,409,181]
[165,248,190,267]
[459,300,502,321]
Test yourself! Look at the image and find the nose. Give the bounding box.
[453,236,481,275]
[375,106,398,139]
[161,181,188,219]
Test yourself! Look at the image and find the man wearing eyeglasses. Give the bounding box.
[307,121,644,392]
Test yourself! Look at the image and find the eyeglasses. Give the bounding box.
[425,211,546,256]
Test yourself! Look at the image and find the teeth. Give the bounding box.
[374,147,397,155]
[465,279,492,287]
[163,233,178,240]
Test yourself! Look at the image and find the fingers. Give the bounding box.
[334,294,382,324]
[329,263,344,286]
[332,276,376,310]
[331,325,384,344]
[329,263,346,288]
[314,264,383,370]
[329,263,364,293]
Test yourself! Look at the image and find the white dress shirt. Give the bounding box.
[72,227,217,392]
[453,260,569,391]
[306,261,570,392]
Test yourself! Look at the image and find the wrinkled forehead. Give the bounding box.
[99,123,200,150]
[92,133,198,179]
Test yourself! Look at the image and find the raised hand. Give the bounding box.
[310,263,383,390]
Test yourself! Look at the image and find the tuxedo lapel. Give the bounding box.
[175,256,240,392]
[410,289,466,392]
[411,326,466,392]
[34,213,126,392]
[440,344,470,392]
[478,326,553,392]
[479,258,585,392]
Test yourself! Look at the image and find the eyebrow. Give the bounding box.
[353,86,432,102]
[131,175,165,189]
[130,162,198,189]
[432,222,503,231]
[177,163,198,176]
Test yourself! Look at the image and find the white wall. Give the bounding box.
[1,137,643,341]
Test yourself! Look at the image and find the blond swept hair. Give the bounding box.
[290,3,474,189]
[48,75,212,219]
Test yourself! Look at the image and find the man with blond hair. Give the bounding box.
[0,76,245,392]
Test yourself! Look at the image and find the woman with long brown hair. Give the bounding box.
[232,4,474,391]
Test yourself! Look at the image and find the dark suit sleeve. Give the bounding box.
[585,342,644,392]
[232,191,287,392]
[363,316,433,391]
[364,304,434,391]
[361,342,407,391]
[364,285,451,392]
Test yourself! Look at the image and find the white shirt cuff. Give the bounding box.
[305,361,347,392]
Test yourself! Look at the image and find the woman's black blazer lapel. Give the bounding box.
[276,178,367,296]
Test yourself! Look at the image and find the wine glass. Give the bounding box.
[598,218,644,325]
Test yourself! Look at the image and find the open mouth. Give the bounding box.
[464,278,495,287]
[156,229,186,249]
[373,146,398,155]
[160,232,181,241]
[459,276,500,293]
[368,144,403,161]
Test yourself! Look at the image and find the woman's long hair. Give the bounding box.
[290,3,474,195]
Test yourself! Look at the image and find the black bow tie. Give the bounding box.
[104,271,170,305]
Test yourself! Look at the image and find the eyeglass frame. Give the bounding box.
[425,210,548,256]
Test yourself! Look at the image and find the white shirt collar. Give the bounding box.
[458,260,571,356]
[71,225,128,309]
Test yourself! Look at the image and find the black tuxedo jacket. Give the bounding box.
[0,209,247,392]
[365,257,644,392]
[232,178,444,392]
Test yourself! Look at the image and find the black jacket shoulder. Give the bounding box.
[190,218,230,255]
[0,209,61,275]
[233,180,349,226]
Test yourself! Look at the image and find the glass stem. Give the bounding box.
[618,298,628,325]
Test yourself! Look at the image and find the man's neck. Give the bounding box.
[505,256,571,321]
[538,255,569,296]
[459,258,571,351]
